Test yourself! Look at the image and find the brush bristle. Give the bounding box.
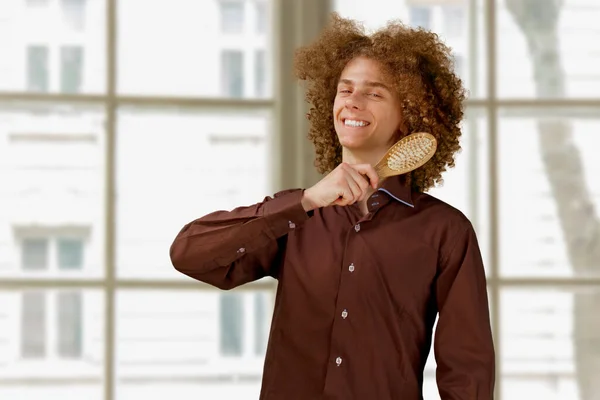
[387,136,435,171]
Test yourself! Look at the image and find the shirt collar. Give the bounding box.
[376,176,414,208]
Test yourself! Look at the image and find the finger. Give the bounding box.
[340,164,365,203]
[350,164,380,189]
[344,175,363,204]
[343,164,371,198]
[333,186,354,206]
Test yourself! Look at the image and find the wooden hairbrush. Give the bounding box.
[374,132,437,179]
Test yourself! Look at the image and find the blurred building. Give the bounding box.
[0,0,599,399]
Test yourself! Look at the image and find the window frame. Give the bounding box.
[2,1,600,400]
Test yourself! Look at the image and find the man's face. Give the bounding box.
[333,57,404,152]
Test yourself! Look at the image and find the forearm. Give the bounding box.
[169,189,309,288]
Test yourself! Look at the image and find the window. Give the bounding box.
[256,1,267,34]
[26,0,49,6]
[19,233,86,272]
[221,50,244,97]
[255,49,266,97]
[27,46,49,92]
[20,291,83,360]
[57,292,83,358]
[219,293,244,356]
[60,46,84,93]
[61,0,86,31]
[254,292,268,355]
[21,292,46,358]
[22,239,49,270]
[57,238,84,270]
[409,6,431,31]
[442,5,465,38]
[2,1,278,398]
[219,1,244,34]
[454,54,464,78]
[219,292,270,357]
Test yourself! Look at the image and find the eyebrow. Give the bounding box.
[338,79,392,92]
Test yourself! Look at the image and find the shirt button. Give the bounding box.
[354,224,360,232]
[341,309,348,319]
[288,221,296,229]
[349,263,355,272]
[336,357,342,366]
[237,247,246,253]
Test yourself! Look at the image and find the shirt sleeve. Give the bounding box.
[169,189,310,290]
[434,221,496,399]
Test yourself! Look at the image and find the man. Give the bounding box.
[170,13,495,400]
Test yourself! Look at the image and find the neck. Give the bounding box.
[341,146,387,167]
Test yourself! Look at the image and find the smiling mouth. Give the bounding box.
[343,119,371,127]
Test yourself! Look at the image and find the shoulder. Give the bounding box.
[412,191,473,232]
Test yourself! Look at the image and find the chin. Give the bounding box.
[338,138,370,152]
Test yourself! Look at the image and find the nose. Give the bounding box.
[344,94,364,110]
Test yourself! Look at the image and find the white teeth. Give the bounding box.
[344,119,369,127]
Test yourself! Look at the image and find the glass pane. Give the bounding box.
[410,6,432,30]
[61,0,87,32]
[0,102,106,279]
[58,238,85,270]
[499,108,600,277]
[27,46,49,92]
[501,287,600,400]
[118,0,272,98]
[116,289,274,399]
[219,1,244,34]
[255,1,268,35]
[220,293,244,356]
[0,290,103,400]
[60,46,84,93]
[221,50,244,98]
[57,291,83,358]
[334,0,486,98]
[21,238,49,270]
[442,5,466,38]
[497,0,600,98]
[426,108,491,275]
[26,0,49,6]
[255,49,267,98]
[0,0,105,93]
[21,291,46,358]
[253,292,269,355]
[115,106,271,279]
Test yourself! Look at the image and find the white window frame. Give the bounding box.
[2,0,599,399]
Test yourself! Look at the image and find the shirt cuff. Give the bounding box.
[263,189,311,239]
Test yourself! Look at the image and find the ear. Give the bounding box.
[391,118,409,143]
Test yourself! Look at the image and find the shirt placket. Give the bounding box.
[322,217,367,398]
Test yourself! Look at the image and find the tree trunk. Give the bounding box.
[505,1,600,398]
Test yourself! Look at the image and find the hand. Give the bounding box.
[301,163,379,211]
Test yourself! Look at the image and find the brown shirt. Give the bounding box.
[170,176,495,400]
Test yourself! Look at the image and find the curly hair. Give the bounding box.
[294,13,466,192]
